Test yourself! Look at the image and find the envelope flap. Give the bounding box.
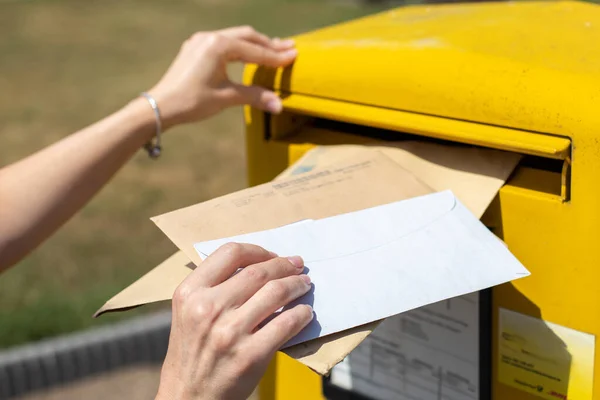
[94,250,192,317]
[194,191,458,263]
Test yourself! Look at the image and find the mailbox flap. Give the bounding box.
[277,94,571,161]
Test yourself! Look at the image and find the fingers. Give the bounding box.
[270,37,297,51]
[216,256,305,308]
[252,304,314,353]
[219,26,270,46]
[218,26,295,51]
[220,83,282,114]
[236,273,312,332]
[223,37,297,68]
[190,243,277,288]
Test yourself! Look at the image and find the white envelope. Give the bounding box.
[194,190,530,348]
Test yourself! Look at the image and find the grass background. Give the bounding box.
[0,0,395,348]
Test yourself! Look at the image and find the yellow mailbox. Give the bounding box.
[243,1,600,399]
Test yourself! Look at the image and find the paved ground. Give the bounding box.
[17,365,162,400]
[17,365,259,400]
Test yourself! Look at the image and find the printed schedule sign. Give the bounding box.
[330,292,480,400]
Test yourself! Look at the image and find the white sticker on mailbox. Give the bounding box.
[498,308,595,400]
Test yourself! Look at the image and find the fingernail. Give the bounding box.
[268,251,278,258]
[279,38,296,47]
[266,99,282,114]
[305,305,314,319]
[287,255,304,269]
[300,274,311,285]
[284,49,298,58]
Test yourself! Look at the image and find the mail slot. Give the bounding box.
[243,1,600,399]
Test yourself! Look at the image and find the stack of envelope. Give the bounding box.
[96,142,529,375]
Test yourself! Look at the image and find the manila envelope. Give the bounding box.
[95,142,521,375]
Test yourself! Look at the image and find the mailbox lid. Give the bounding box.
[253,1,600,139]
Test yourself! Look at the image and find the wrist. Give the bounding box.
[126,92,172,158]
[155,371,197,400]
[122,97,158,144]
[146,87,182,131]
[155,384,194,400]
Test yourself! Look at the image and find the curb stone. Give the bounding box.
[0,310,171,399]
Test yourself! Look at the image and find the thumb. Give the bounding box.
[221,83,283,114]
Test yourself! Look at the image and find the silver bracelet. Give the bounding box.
[140,92,162,159]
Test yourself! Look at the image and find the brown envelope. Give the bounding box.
[95,143,520,375]
[277,141,520,219]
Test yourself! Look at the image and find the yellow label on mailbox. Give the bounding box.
[498,308,595,399]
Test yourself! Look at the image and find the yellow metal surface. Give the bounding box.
[250,0,600,140]
[244,1,600,399]
[258,353,324,400]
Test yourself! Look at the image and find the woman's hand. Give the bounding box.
[156,243,313,400]
[149,26,297,130]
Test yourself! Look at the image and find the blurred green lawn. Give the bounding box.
[0,0,391,348]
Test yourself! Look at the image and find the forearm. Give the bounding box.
[0,97,155,272]
[0,26,295,274]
